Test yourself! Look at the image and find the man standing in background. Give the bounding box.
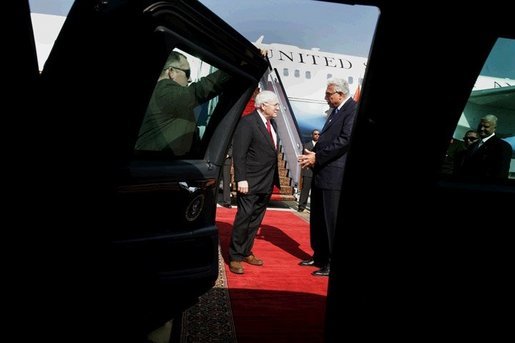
[457,114,512,181]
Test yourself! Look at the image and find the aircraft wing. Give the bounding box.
[468,85,515,112]
[457,85,515,138]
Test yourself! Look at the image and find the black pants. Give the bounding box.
[229,192,271,261]
[298,175,312,209]
[309,185,341,266]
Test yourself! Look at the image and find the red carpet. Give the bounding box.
[216,207,328,343]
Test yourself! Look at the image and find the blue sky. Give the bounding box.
[29,0,379,58]
[29,0,70,16]
[29,0,514,78]
[198,0,378,57]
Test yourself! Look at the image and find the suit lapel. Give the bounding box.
[253,111,276,150]
[321,99,354,134]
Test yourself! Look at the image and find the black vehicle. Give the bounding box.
[325,1,514,342]
[13,0,270,341]
[11,0,515,342]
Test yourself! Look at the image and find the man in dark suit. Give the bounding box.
[229,90,281,274]
[298,129,320,212]
[298,78,358,276]
[458,114,512,181]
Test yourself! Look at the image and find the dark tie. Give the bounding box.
[322,108,338,131]
[329,107,338,121]
[470,140,483,154]
[266,119,276,149]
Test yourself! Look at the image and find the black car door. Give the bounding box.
[36,0,268,340]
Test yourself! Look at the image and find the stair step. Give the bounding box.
[270,193,296,201]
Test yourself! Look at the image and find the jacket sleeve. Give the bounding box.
[232,118,252,182]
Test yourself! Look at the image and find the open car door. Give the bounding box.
[37,0,268,340]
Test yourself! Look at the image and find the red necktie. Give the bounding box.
[266,120,276,149]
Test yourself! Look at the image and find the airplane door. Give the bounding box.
[37,0,268,339]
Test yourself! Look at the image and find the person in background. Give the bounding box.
[298,129,320,212]
[462,129,480,149]
[228,90,281,274]
[440,137,466,176]
[457,114,512,181]
[298,78,357,277]
[452,129,479,175]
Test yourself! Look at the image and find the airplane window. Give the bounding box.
[134,48,234,158]
[348,76,354,84]
[327,74,333,79]
[294,69,300,78]
[283,68,289,77]
[443,37,515,181]
[306,71,312,80]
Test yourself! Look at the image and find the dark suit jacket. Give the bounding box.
[313,98,358,190]
[459,135,512,180]
[301,140,315,178]
[232,111,280,194]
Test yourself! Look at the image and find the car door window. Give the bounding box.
[442,37,515,181]
[134,47,233,158]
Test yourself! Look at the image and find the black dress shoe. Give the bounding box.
[299,258,316,266]
[312,266,330,276]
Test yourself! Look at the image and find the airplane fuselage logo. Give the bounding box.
[265,49,367,71]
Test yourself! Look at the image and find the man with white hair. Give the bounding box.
[458,114,512,180]
[228,90,281,274]
[298,78,358,277]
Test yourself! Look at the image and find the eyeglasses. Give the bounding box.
[325,91,338,97]
[463,136,478,141]
[167,66,191,79]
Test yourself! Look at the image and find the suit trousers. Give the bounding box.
[309,185,341,266]
[298,175,312,210]
[229,192,272,261]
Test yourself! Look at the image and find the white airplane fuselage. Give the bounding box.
[256,40,367,104]
[255,39,514,145]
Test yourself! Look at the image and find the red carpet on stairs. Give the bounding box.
[216,207,329,343]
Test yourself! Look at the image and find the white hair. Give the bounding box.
[481,114,498,125]
[254,90,278,108]
[327,78,350,96]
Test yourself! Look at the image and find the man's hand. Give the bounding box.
[238,180,249,194]
[298,149,316,169]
